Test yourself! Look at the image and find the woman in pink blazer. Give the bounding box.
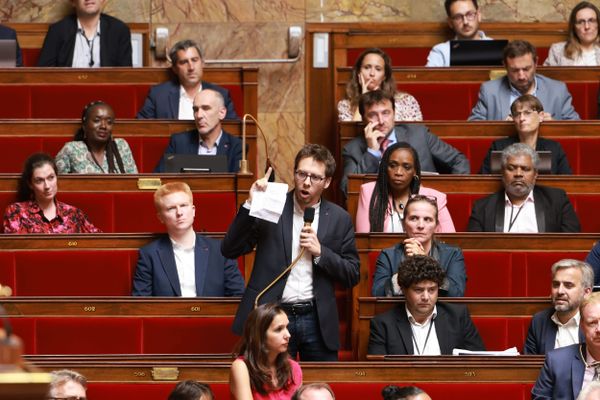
[355,142,455,233]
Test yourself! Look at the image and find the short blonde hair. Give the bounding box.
[153,182,193,212]
[580,291,600,315]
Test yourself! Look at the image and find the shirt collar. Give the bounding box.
[170,231,196,251]
[406,304,437,327]
[76,19,101,36]
[199,130,223,149]
[551,310,580,327]
[293,196,321,216]
[179,84,202,101]
[509,75,538,97]
[504,189,535,206]
[29,199,65,222]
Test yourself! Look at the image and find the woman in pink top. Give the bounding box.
[355,142,455,233]
[230,303,302,400]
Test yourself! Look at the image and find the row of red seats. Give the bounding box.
[87,382,534,400]
[366,250,587,297]
[8,313,530,355]
[0,191,237,233]
[0,247,588,297]
[0,83,244,119]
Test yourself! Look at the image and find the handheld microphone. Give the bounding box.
[254,207,315,308]
[303,206,315,226]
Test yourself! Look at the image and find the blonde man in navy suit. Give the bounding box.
[132,182,244,297]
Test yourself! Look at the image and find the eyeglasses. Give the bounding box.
[294,170,326,184]
[450,10,478,23]
[575,18,598,27]
[511,110,537,118]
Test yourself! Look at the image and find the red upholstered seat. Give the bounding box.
[0,191,236,233]
[401,83,480,120]
[13,250,137,296]
[0,83,244,119]
[572,195,600,233]
[34,317,142,354]
[329,382,532,400]
[88,382,532,400]
[347,47,433,67]
[446,193,485,232]
[142,317,238,354]
[88,383,230,400]
[472,316,531,351]
[566,82,598,120]
[0,87,30,118]
[367,249,588,297]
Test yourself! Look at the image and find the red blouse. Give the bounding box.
[3,200,100,234]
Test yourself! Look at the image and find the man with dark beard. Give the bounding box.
[467,143,580,232]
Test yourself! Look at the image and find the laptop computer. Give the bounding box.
[164,154,229,173]
[450,39,509,66]
[0,39,17,67]
[490,150,552,174]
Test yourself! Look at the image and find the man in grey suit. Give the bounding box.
[341,90,470,194]
[469,40,580,121]
[524,259,593,355]
[532,292,600,400]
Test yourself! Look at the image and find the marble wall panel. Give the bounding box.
[257,112,305,185]
[306,0,410,22]
[305,0,600,22]
[0,0,148,23]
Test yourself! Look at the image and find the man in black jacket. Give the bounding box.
[38,0,131,67]
[368,255,485,355]
[468,143,580,232]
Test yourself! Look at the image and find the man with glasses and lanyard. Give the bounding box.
[368,255,484,355]
[468,143,580,233]
[426,0,491,67]
[222,144,360,361]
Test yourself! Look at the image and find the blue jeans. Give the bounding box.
[284,307,338,361]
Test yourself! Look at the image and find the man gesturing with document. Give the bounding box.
[221,144,360,361]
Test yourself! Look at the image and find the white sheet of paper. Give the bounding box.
[249,182,289,223]
[452,347,520,356]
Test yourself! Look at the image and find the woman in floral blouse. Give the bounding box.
[3,153,100,233]
[55,101,138,174]
[337,48,423,122]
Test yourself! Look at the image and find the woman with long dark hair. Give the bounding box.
[55,101,137,173]
[230,303,302,400]
[356,142,454,233]
[337,48,422,121]
[3,153,100,233]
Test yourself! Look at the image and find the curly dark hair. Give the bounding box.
[397,255,446,289]
[369,142,422,232]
